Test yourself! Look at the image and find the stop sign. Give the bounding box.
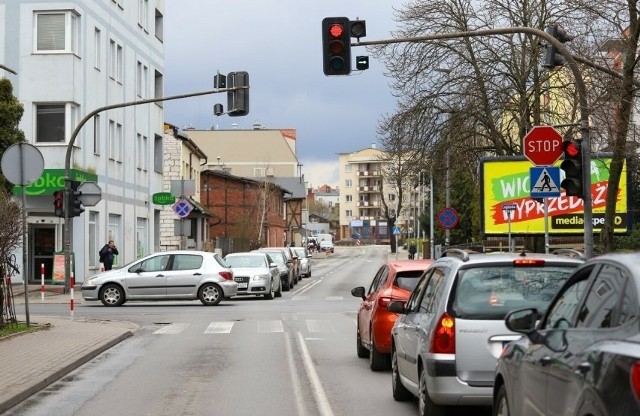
[523,126,564,165]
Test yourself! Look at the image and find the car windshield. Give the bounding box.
[226,256,265,268]
[262,251,285,265]
[394,270,426,291]
[452,265,576,320]
[293,248,306,257]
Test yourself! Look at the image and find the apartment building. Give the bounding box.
[338,144,419,243]
[1,0,165,282]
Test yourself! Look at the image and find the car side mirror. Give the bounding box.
[351,286,366,300]
[269,262,277,268]
[387,300,406,314]
[505,308,539,334]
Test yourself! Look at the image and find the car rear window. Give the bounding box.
[394,270,426,291]
[452,265,576,319]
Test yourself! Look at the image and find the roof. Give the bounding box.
[267,176,306,199]
[187,197,217,218]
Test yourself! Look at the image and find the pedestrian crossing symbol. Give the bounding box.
[530,166,561,198]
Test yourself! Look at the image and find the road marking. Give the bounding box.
[258,320,284,333]
[325,296,343,301]
[296,331,335,416]
[204,321,234,334]
[153,323,190,334]
[306,319,334,333]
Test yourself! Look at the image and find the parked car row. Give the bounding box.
[353,249,640,416]
[81,246,314,306]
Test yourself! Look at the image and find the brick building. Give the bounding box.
[201,169,288,254]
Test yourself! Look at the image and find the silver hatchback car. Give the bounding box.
[388,249,584,415]
[81,250,237,306]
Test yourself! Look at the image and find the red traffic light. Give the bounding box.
[329,24,344,38]
[53,190,63,208]
[562,140,580,158]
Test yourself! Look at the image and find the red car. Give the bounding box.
[351,259,433,371]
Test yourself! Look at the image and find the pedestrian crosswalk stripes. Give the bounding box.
[152,319,350,335]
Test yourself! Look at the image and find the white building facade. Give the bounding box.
[1,0,165,283]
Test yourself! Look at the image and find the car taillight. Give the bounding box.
[220,271,233,281]
[430,313,455,354]
[631,361,640,402]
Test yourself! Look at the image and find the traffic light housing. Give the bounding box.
[544,24,574,69]
[560,140,584,198]
[322,17,351,76]
[68,181,85,217]
[53,190,65,217]
[227,71,249,117]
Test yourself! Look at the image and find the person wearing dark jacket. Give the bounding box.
[99,240,119,270]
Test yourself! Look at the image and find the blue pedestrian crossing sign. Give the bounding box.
[530,167,561,198]
[392,226,401,235]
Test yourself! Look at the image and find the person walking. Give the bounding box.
[409,242,417,260]
[99,240,119,270]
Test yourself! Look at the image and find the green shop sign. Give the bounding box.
[13,169,98,196]
[152,192,175,205]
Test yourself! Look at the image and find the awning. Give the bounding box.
[187,197,217,218]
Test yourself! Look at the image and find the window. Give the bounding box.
[138,0,149,31]
[108,120,116,159]
[89,211,98,268]
[93,114,101,154]
[254,167,265,177]
[137,133,147,170]
[154,70,164,103]
[576,266,624,329]
[108,214,121,267]
[388,194,396,201]
[344,164,352,173]
[418,268,447,313]
[346,209,352,217]
[109,39,123,82]
[154,134,163,173]
[155,9,164,41]
[94,28,101,69]
[35,103,78,143]
[368,266,388,295]
[136,217,147,258]
[345,179,352,188]
[172,254,203,271]
[345,195,352,202]
[545,278,590,329]
[35,11,79,54]
[136,62,148,98]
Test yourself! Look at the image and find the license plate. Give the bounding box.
[238,283,248,289]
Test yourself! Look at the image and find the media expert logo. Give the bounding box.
[480,157,629,235]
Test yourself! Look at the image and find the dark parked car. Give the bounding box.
[494,251,640,416]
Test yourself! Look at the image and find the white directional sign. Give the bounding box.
[530,167,561,198]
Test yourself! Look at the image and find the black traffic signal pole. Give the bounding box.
[62,86,244,292]
[353,26,594,257]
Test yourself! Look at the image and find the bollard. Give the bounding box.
[41,263,45,302]
[70,272,75,318]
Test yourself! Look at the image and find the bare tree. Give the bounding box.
[0,188,23,327]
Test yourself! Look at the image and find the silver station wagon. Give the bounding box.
[388,249,584,416]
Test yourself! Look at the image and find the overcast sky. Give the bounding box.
[163,1,399,189]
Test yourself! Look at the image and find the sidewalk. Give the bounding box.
[0,286,139,413]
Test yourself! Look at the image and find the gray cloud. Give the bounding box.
[164,1,397,186]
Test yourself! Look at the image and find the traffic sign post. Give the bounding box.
[502,203,517,252]
[523,125,564,166]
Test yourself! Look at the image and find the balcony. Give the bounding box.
[356,170,382,177]
[357,200,380,207]
[356,185,380,193]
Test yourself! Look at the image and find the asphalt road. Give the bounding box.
[8,246,491,416]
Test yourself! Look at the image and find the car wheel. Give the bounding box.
[369,330,391,371]
[199,283,223,306]
[357,325,369,358]
[282,276,290,292]
[419,366,446,416]
[99,283,125,306]
[289,274,295,289]
[392,348,413,401]
[275,277,283,297]
[494,384,510,416]
[264,278,275,300]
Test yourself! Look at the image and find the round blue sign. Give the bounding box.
[437,207,459,230]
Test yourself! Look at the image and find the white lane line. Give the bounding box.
[306,320,334,333]
[325,296,343,301]
[258,320,284,333]
[153,323,190,334]
[296,331,335,416]
[204,321,234,334]
[285,332,308,416]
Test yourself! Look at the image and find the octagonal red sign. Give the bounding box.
[523,126,564,166]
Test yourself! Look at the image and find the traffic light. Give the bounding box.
[69,189,85,217]
[322,17,351,76]
[356,56,369,70]
[350,20,366,39]
[53,190,65,217]
[543,24,574,69]
[560,140,584,198]
[227,71,249,117]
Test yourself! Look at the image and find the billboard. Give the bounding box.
[481,156,631,236]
